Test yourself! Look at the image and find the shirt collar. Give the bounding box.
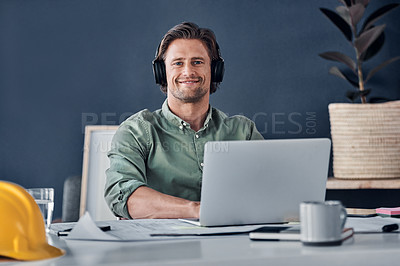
[161,99,213,129]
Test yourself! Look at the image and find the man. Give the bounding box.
[105,22,263,219]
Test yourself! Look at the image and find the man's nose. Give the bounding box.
[182,63,195,76]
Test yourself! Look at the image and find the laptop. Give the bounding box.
[195,138,331,227]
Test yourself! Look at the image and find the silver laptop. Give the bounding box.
[198,138,331,227]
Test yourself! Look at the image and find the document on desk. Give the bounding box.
[65,212,118,240]
[50,212,294,241]
[346,216,400,233]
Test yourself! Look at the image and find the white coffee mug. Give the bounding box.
[300,200,347,246]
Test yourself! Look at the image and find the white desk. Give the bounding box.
[2,231,400,265]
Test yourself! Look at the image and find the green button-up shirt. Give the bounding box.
[105,100,264,218]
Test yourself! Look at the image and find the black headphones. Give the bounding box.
[152,41,225,86]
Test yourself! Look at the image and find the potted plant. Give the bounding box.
[319,0,400,179]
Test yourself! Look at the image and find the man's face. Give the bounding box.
[164,39,211,103]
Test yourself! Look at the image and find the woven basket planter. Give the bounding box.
[329,100,400,179]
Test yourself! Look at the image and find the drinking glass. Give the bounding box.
[26,188,54,232]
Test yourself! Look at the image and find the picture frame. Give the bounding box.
[80,125,119,221]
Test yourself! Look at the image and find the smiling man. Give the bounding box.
[105,22,263,219]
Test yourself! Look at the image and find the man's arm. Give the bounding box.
[127,186,200,219]
[105,116,202,219]
[249,119,264,140]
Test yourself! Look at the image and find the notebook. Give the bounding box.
[196,138,331,227]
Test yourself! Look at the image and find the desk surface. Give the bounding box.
[2,231,400,265]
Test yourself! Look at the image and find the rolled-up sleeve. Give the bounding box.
[249,121,264,140]
[104,119,149,218]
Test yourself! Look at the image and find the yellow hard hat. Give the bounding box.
[0,181,64,261]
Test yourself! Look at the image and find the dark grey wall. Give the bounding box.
[1,0,399,219]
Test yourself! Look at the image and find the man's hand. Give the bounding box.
[127,186,200,219]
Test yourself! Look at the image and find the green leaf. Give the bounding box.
[320,8,353,42]
[329,66,359,88]
[336,6,351,26]
[361,3,400,32]
[355,0,370,7]
[365,56,400,82]
[349,4,365,27]
[338,0,351,7]
[360,31,385,61]
[319,51,356,73]
[346,90,359,102]
[346,89,371,102]
[354,24,385,55]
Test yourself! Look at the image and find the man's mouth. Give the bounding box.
[178,79,201,84]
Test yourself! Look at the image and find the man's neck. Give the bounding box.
[167,97,209,132]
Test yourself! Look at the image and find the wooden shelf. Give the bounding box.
[327,177,400,189]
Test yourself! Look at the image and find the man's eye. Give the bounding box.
[174,62,183,66]
[193,61,203,65]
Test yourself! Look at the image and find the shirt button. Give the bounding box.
[179,125,183,130]
[200,162,204,167]
[195,134,199,138]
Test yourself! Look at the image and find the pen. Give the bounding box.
[382,223,399,232]
[57,225,111,236]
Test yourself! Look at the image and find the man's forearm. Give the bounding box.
[127,186,200,219]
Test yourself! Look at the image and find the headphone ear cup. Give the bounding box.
[152,59,167,85]
[211,59,225,83]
